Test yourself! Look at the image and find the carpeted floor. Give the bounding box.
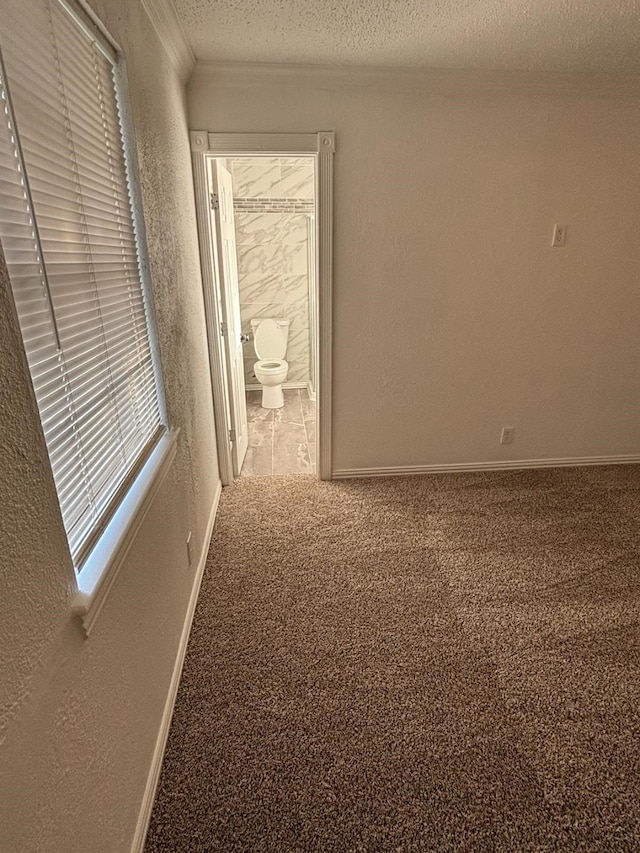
[145,467,640,852]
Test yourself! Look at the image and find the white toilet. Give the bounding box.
[250,318,290,408]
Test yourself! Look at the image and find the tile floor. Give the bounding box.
[241,388,316,477]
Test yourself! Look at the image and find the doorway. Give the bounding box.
[190,132,335,484]
[220,155,317,476]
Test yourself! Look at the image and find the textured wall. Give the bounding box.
[228,157,313,386]
[189,66,640,472]
[0,1,218,851]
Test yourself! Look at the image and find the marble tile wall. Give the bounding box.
[231,157,314,200]
[229,157,314,386]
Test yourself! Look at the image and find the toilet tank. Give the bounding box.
[250,318,290,358]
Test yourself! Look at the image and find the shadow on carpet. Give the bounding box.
[145,467,640,852]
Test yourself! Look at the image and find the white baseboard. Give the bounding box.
[332,454,640,480]
[130,479,222,853]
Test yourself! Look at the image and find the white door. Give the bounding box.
[209,160,248,476]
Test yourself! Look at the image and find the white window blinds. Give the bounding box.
[0,0,164,568]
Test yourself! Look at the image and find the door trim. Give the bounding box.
[190,131,335,482]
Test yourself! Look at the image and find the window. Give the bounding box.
[0,0,167,581]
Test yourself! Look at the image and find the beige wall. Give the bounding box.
[189,66,640,471]
[0,2,218,851]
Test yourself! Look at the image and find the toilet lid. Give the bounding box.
[253,318,286,359]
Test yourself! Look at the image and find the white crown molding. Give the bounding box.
[332,455,640,480]
[189,60,640,96]
[141,0,196,83]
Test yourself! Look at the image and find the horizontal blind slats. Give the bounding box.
[21,159,133,214]
[37,343,156,421]
[54,409,160,503]
[0,0,164,570]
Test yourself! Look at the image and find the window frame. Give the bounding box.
[0,0,176,633]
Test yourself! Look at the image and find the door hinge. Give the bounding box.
[228,428,236,443]
[210,192,219,211]
[220,321,227,336]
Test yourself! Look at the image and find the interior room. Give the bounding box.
[227,155,317,476]
[1,0,640,851]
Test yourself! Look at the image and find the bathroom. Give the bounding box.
[226,156,317,476]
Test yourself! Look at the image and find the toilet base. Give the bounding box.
[261,384,284,409]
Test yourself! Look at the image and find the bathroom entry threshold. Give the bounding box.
[241,388,316,477]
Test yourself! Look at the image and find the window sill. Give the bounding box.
[70,428,179,636]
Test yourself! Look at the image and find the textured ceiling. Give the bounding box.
[172,0,640,74]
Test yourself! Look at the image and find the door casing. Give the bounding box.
[190,131,335,484]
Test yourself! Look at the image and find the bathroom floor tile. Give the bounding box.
[303,416,316,444]
[274,421,307,447]
[246,392,273,422]
[248,420,273,447]
[272,440,313,474]
[273,391,305,426]
[240,444,272,477]
[300,393,315,419]
[240,388,316,478]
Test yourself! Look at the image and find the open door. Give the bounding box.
[209,160,248,476]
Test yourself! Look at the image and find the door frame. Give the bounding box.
[190,131,335,483]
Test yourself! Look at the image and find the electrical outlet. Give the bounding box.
[186,531,192,566]
[551,224,567,247]
[501,427,514,445]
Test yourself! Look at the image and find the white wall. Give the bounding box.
[189,66,640,472]
[0,2,219,851]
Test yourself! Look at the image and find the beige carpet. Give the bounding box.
[145,467,640,852]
